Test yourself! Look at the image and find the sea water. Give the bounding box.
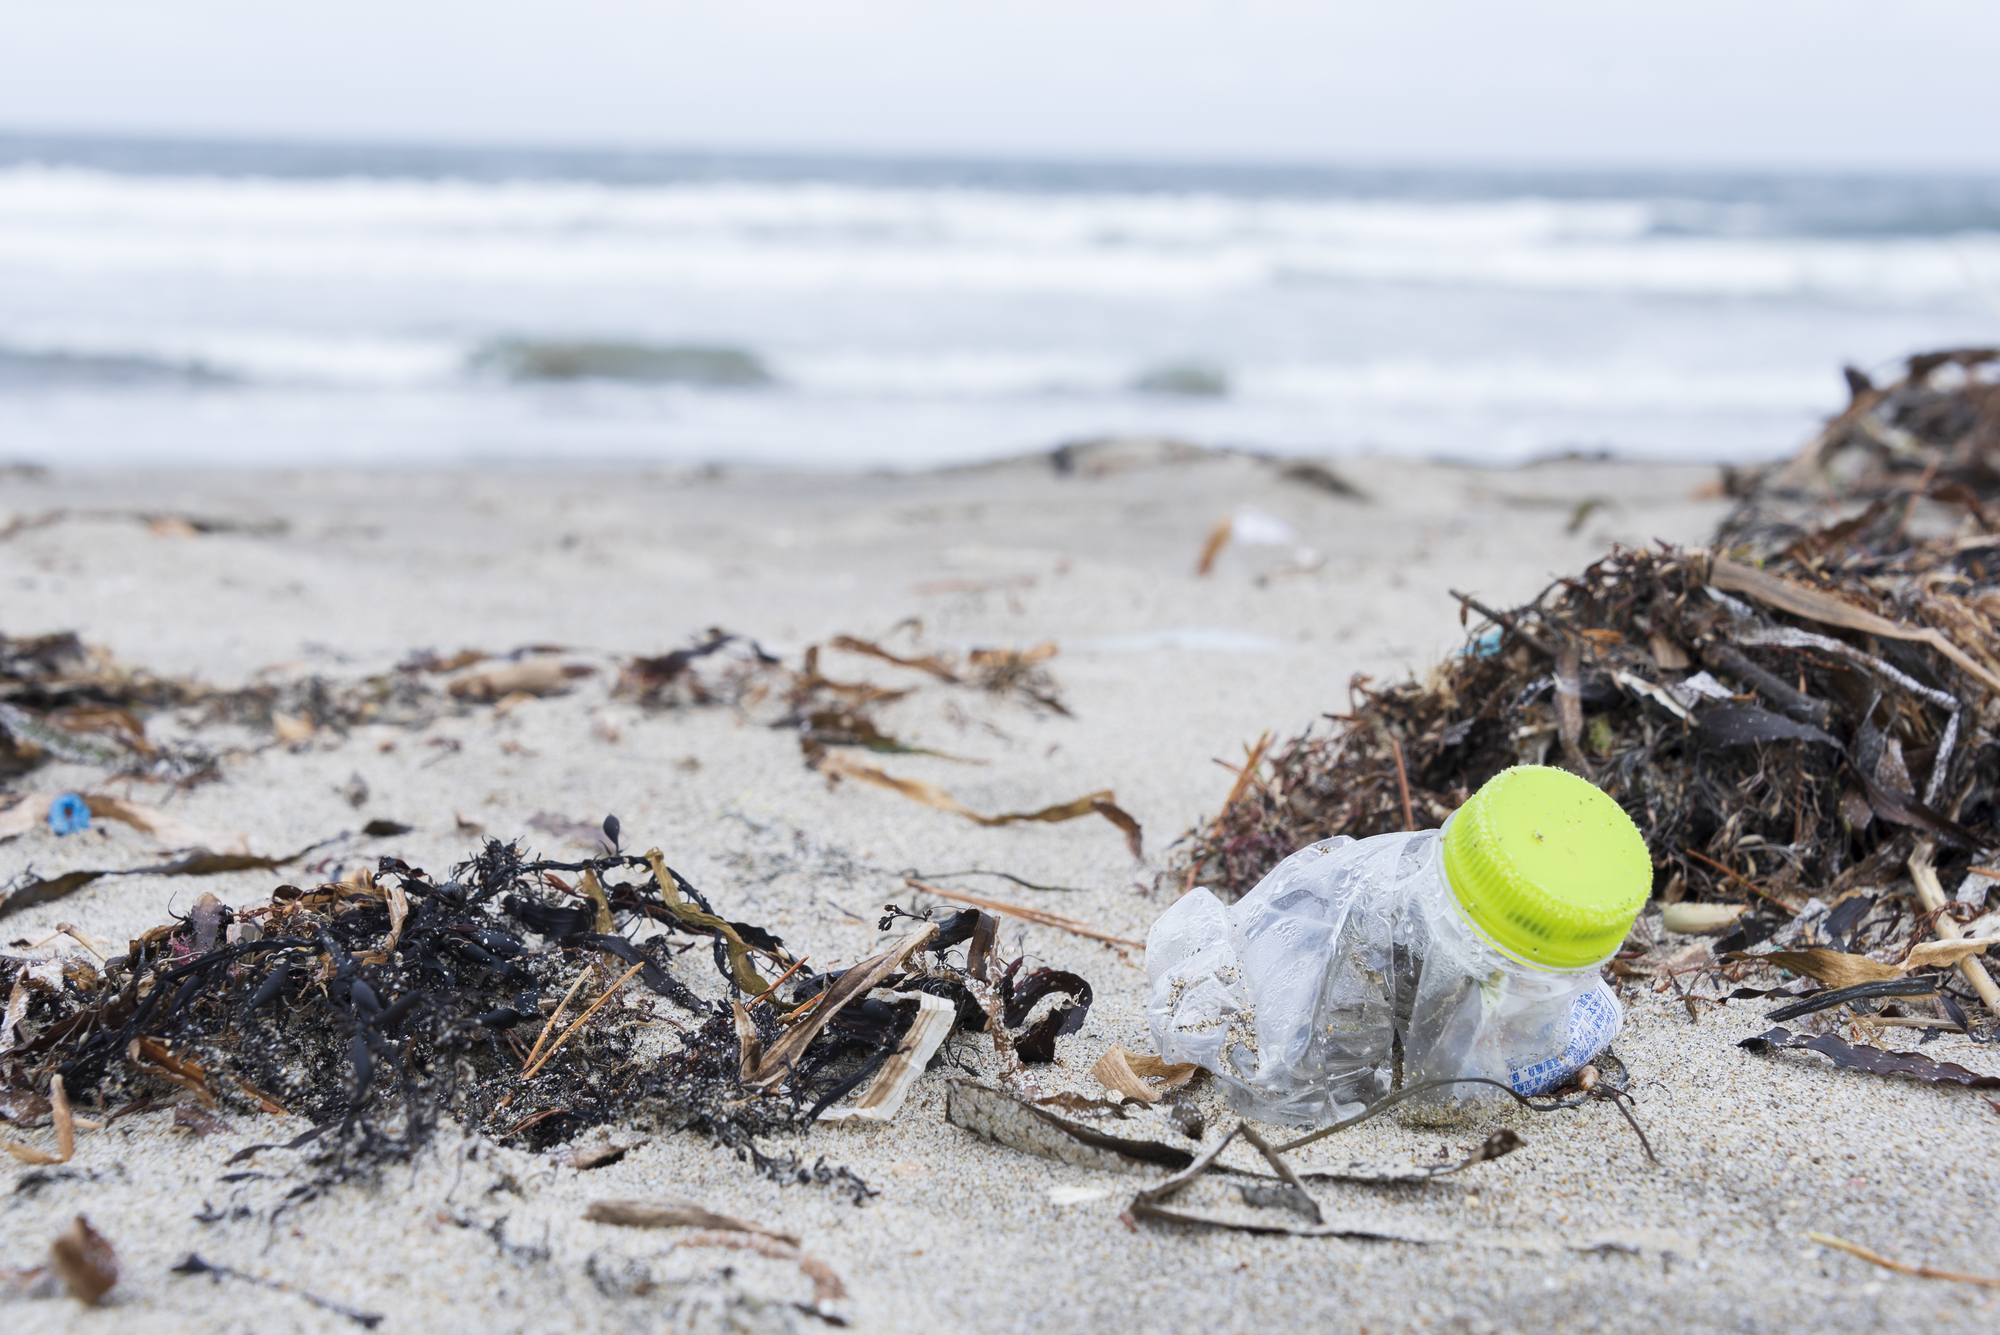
[1,133,1997,470]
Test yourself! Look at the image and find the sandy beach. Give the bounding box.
[4,446,1998,1333]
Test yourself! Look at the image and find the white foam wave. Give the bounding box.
[1,165,1992,301]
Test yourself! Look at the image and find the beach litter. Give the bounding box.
[1152,766,1649,1126]
[1171,484,2000,1070]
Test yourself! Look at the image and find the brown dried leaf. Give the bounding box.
[50,1074,72,1162]
[1755,948,1902,990]
[674,1231,846,1305]
[172,1102,229,1137]
[1903,937,1999,969]
[824,635,959,682]
[906,878,1144,948]
[49,1215,117,1306]
[447,656,582,700]
[126,1037,217,1107]
[1194,516,1233,576]
[82,795,250,856]
[383,878,410,953]
[584,1199,800,1246]
[1090,1045,1199,1102]
[0,1137,63,1164]
[0,1088,52,1126]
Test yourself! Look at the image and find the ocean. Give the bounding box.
[2,132,1998,471]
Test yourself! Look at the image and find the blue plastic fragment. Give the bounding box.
[48,791,91,836]
[1465,627,1503,657]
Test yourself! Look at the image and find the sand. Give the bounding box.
[3,447,1996,1333]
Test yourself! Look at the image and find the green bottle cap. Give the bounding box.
[1440,765,1650,970]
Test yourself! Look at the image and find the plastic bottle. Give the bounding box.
[1145,765,1649,1127]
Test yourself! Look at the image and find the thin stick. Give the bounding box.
[51,1073,73,1162]
[904,878,1144,948]
[520,969,594,1073]
[1388,733,1414,832]
[1272,1073,1656,1166]
[494,1106,572,1140]
[1683,847,1799,916]
[778,991,827,1024]
[747,956,809,1009]
[1217,732,1273,814]
[520,960,649,1081]
[1809,1232,2000,1287]
[1909,839,2000,1020]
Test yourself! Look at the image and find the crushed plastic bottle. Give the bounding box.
[1146,765,1649,1127]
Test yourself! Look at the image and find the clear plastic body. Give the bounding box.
[1146,826,1621,1127]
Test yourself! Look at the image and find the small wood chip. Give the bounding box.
[49,1215,118,1306]
[1090,1044,1200,1102]
[567,1140,646,1170]
[173,1103,229,1137]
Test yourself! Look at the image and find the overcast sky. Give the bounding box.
[2,1,1997,170]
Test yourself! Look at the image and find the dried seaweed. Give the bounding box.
[943,1078,1198,1172]
[809,749,1141,856]
[904,878,1143,948]
[0,832,1026,1203]
[1739,1026,2000,1088]
[1761,976,1938,1023]
[1169,391,2000,1039]
[1122,1120,1517,1240]
[1717,347,2000,559]
[0,834,338,921]
[171,1253,382,1327]
[816,992,955,1123]
[0,632,210,782]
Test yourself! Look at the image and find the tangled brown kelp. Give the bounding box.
[1171,524,2000,1023]
[0,833,1091,1199]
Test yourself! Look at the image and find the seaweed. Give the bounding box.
[1739,1026,2000,1088]
[0,834,1048,1200]
[1169,380,2000,1031]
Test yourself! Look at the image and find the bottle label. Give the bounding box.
[1506,982,1619,1095]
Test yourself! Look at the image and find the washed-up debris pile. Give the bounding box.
[1174,348,2000,1058]
[616,630,1140,854]
[3,620,1140,861]
[0,831,1101,1197]
[1717,345,2000,557]
[0,631,215,785]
